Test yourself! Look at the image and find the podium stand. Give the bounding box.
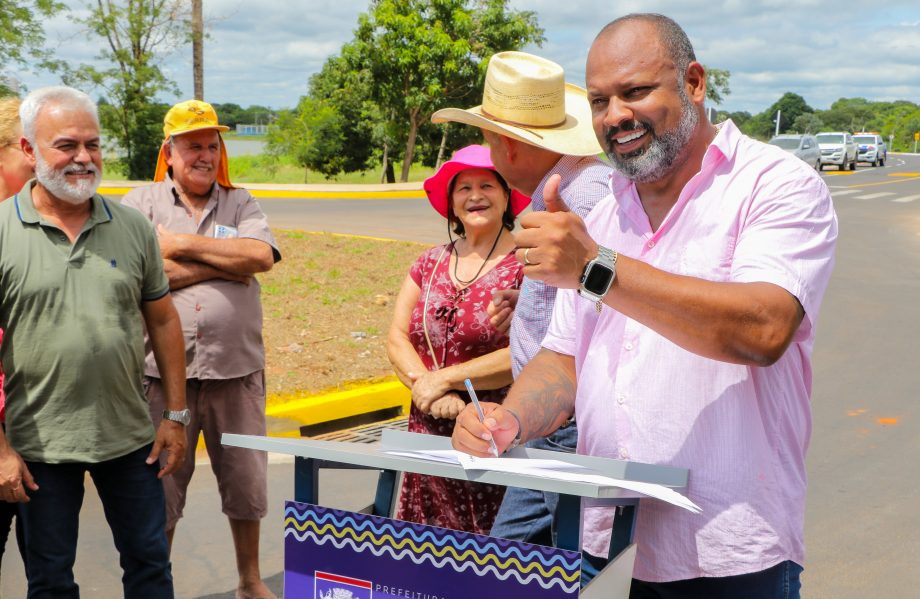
[223,430,688,598]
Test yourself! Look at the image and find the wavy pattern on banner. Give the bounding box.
[283,506,580,570]
[283,505,580,593]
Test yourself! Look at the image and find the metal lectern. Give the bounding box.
[223,429,689,598]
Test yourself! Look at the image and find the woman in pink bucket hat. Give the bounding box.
[387,144,530,534]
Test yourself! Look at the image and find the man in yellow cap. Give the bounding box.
[122,99,281,599]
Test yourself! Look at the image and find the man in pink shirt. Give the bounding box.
[452,14,837,598]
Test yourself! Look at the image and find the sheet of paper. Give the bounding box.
[380,448,700,513]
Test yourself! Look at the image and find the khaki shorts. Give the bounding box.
[146,372,268,529]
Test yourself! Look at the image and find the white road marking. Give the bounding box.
[831,189,861,196]
[856,192,897,200]
[892,194,920,204]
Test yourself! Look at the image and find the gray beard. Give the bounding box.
[35,153,101,205]
[605,89,700,184]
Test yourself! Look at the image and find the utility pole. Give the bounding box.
[774,109,781,137]
[192,0,204,100]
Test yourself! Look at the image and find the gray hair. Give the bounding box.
[597,14,696,82]
[19,86,99,143]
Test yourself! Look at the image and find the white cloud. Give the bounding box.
[10,0,920,113]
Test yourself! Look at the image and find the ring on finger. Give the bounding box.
[523,247,533,266]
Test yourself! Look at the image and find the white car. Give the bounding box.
[853,133,887,167]
[769,134,821,170]
[816,132,858,171]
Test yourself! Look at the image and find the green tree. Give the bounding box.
[64,0,188,180]
[741,92,814,139]
[0,0,63,94]
[307,50,383,175]
[816,97,874,132]
[349,0,544,181]
[791,112,823,134]
[716,110,751,127]
[267,96,345,182]
[704,66,730,105]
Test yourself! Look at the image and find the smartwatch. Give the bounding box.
[163,409,191,426]
[579,245,617,311]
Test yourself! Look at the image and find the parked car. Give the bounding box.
[769,134,821,170]
[816,132,858,171]
[853,133,887,167]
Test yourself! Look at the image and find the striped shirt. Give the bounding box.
[510,154,611,376]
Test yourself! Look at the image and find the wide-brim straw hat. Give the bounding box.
[432,51,602,157]
[423,144,531,219]
[153,99,234,188]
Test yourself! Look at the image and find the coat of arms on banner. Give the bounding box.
[315,571,372,599]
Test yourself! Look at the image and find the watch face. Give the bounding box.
[584,264,615,295]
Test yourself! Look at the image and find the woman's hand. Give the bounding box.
[429,392,467,420]
[487,288,519,334]
[408,370,452,414]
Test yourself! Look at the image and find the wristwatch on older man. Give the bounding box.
[579,245,618,312]
[163,409,191,426]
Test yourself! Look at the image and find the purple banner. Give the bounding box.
[284,501,581,599]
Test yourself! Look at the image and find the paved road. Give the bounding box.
[3,155,919,597]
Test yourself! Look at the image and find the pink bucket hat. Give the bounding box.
[423,144,531,219]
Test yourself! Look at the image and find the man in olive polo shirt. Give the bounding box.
[0,86,188,598]
[122,99,280,599]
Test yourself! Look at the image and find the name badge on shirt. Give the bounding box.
[214,224,239,239]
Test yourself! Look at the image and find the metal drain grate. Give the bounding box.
[308,416,408,444]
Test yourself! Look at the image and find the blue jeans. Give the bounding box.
[19,444,174,599]
[581,554,803,599]
[490,419,578,547]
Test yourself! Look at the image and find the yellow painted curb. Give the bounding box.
[98,187,426,200]
[266,378,411,428]
[194,379,410,449]
[248,189,426,200]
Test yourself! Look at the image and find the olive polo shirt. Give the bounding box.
[0,181,170,463]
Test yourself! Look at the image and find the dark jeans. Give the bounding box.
[489,419,578,547]
[581,553,803,599]
[0,497,25,571]
[19,443,174,599]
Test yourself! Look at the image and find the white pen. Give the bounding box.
[464,378,499,457]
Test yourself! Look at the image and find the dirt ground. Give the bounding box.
[260,230,429,406]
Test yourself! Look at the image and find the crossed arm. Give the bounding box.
[157,224,275,290]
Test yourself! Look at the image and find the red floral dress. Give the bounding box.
[396,243,523,534]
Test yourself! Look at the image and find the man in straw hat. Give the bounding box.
[122,100,281,599]
[0,85,187,597]
[452,14,837,597]
[431,51,610,549]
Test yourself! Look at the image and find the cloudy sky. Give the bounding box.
[16,0,920,115]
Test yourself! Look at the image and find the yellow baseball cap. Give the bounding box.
[154,100,234,188]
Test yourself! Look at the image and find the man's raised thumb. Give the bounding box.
[543,174,569,213]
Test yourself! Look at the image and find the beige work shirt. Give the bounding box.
[122,178,281,380]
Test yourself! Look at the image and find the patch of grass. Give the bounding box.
[227,154,436,184]
[103,154,436,184]
[261,230,427,396]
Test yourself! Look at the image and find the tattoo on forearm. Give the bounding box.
[516,354,576,441]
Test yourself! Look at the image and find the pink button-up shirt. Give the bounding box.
[542,121,837,582]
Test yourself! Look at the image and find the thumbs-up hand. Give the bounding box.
[513,174,598,289]
[542,174,568,214]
